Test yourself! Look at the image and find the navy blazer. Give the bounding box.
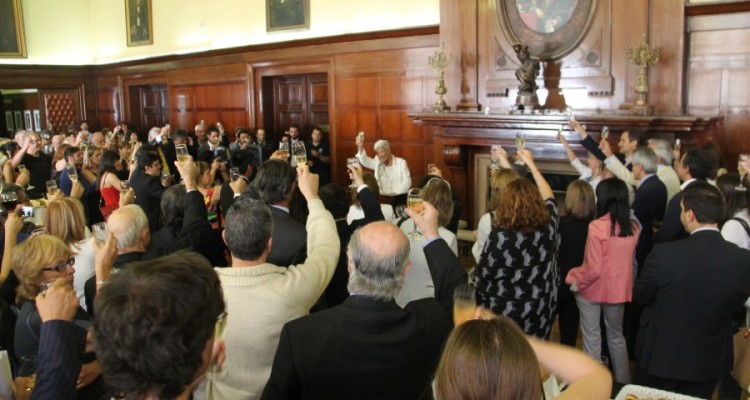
[261,238,467,400]
[634,230,750,382]
[631,175,667,267]
[30,321,86,400]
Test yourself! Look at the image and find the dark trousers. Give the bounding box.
[557,284,579,346]
[634,366,717,399]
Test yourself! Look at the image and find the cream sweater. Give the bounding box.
[206,199,339,400]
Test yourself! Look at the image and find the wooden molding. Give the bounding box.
[685,1,750,16]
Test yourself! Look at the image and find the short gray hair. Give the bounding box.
[632,147,658,174]
[374,139,390,153]
[346,226,410,301]
[109,205,148,250]
[648,138,673,165]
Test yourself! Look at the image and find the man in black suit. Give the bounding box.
[261,201,467,400]
[653,147,713,244]
[630,147,668,269]
[253,159,307,266]
[130,151,172,233]
[633,182,750,398]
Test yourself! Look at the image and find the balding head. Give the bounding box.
[346,221,410,301]
[108,205,149,253]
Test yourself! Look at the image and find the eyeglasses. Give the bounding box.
[41,257,75,273]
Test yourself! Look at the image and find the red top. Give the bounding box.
[100,172,121,209]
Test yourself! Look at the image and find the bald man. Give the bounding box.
[84,204,149,315]
[262,202,467,400]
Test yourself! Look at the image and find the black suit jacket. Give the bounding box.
[261,238,467,400]
[634,230,750,382]
[31,321,86,400]
[652,181,706,244]
[84,252,145,315]
[268,205,307,267]
[631,175,668,267]
[131,171,165,233]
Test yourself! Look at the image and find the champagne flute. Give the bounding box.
[175,144,189,164]
[278,142,289,158]
[601,126,610,141]
[66,164,78,182]
[229,167,241,182]
[347,157,360,188]
[19,164,33,190]
[515,133,526,166]
[674,138,681,152]
[292,141,307,168]
[736,153,749,192]
[0,192,18,212]
[406,188,424,240]
[17,356,37,393]
[92,222,109,244]
[210,311,228,374]
[46,180,58,196]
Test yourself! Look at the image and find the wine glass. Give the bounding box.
[278,142,289,158]
[66,164,78,182]
[490,145,502,170]
[175,144,189,164]
[736,153,749,192]
[120,180,130,191]
[46,180,58,197]
[92,222,109,244]
[601,126,610,141]
[229,167,241,182]
[0,192,18,212]
[291,141,307,168]
[674,138,681,152]
[347,157,360,188]
[19,164,34,190]
[515,133,526,166]
[406,188,424,240]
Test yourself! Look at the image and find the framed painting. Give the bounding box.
[0,0,27,58]
[266,0,309,32]
[33,109,41,132]
[13,111,22,132]
[125,0,153,46]
[23,110,31,130]
[4,111,13,132]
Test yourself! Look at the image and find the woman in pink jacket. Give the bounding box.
[566,178,639,383]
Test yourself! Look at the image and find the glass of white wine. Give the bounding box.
[278,142,290,158]
[490,145,502,170]
[46,180,58,197]
[515,133,526,166]
[229,167,241,182]
[601,126,610,141]
[406,188,424,240]
[347,157,360,188]
[175,144,189,164]
[292,141,307,168]
[66,163,78,182]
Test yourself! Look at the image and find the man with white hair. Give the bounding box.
[262,201,466,399]
[83,204,150,314]
[355,137,411,195]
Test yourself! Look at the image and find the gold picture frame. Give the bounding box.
[266,0,310,32]
[0,0,27,58]
[125,0,153,47]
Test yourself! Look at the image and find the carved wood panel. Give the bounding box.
[169,80,249,137]
[40,90,80,133]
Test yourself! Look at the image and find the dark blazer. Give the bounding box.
[634,230,750,382]
[130,171,165,233]
[632,175,668,267]
[84,252,145,315]
[268,206,307,267]
[652,181,706,244]
[30,321,86,400]
[261,238,467,400]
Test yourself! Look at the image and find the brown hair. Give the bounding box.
[53,143,70,163]
[351,173,380,207]
[12,234,73,302]
[435,317,543,400]
[564,180,596,221]
[44,197,87,245]
[494,179,550,233]
[487,168,519,212]
[422,178,454,228]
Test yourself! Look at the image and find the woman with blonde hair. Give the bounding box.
[471,168,519,263]
[395,177,456,306]
[476,150,559,338]
[434,316,611,400]
[13,234,109,398]
[45,197,95,311]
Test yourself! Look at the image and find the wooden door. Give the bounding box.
[273,73,328,139]
[139,84,169,131]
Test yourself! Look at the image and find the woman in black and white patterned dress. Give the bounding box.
[476,149,560,339]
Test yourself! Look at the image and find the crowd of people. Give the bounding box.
[0,119,748,400]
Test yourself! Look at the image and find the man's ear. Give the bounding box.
[221,229,227,245]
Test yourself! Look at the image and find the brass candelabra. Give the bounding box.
[428,44,453,113]
[626,37,660,116]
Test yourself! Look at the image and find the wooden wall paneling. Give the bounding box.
[649,0,686,114]
[308,74,329,131]
[95,75,121,130]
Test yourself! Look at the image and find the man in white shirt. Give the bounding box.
[355,137,411,195]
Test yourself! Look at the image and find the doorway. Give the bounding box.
[129,84,168,134]
[262,73,328,140]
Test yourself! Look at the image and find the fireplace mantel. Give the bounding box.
[409,112,723,225]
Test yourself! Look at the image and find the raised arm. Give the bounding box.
[349,163,385,222]
[1,210,23,283]
[518,150,554,201]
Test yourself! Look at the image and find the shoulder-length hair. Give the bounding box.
[716,173,748,223]
[487,168,519,212]
[422,178,454,228]
[564,180,596,222]
[595,178,635,237]
[494,178,550,233]
[98,150,120,176]
[12,234,73,303]
[435,317,543,400]
[45,197,87,245]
